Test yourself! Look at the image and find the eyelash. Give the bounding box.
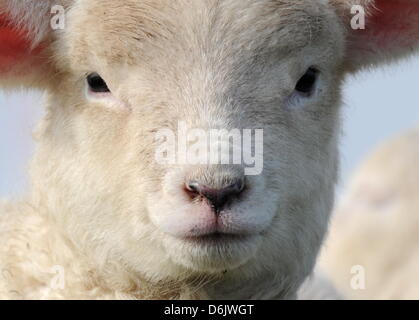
[86,73,111,93]
[285,67,320,109]
[295,67,319,96]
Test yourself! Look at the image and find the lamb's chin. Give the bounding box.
[161,232,262,273]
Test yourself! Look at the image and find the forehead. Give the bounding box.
[64,0,340,69]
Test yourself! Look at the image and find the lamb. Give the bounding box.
[321,127,419,300]
[0,0,418,300]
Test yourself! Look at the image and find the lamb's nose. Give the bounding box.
[185,179,245,212]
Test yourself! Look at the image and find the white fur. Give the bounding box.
[0,0,418,299]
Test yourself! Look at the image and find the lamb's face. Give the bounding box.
[36,0,345,286]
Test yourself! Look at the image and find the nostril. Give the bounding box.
[185,181,202,200]
[184,178,246,212]
[186,181,200,194]
[233,179,245,194]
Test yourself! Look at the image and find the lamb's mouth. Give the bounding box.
[164,231,262,271]
[182,232,255,246]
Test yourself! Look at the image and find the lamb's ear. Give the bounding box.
[333,0,419,72]
[0,1,57,88]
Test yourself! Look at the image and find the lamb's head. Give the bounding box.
[2,0,419,298]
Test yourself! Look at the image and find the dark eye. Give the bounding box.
[295,67,318,96]
[87,73,110,93]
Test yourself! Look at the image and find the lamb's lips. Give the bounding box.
[157,201,255,240]
[164,202,221,238]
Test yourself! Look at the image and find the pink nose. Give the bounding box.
[185,179,245,213]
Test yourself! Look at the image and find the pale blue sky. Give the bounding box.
[339,57,419,186]
[1,57,419,198]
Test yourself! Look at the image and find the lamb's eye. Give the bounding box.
[87,73,110,93]
[295,67,318,96]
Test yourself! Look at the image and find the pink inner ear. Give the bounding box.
[0,14,43,75]
[368,0,419,49]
